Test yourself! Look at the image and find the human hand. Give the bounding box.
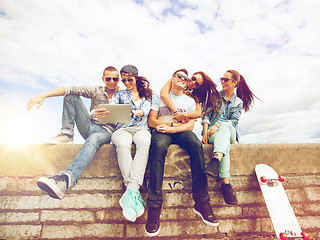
[27,94,45,111]
[156,124,174,134]
[208,125,219,137]
[95,109,110,119]
[202,134,208,144]
[173,112,186,123]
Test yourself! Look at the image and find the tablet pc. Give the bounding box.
[98,104,131,124]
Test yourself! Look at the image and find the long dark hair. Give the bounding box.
[190,71,222,115]
[227,70,260,112]
[136,76,153,101]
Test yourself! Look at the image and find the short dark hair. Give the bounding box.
[172,68,188,77]
[103,66,118,76]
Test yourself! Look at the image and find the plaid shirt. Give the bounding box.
[111,89,151,130]
[65,85,116,132]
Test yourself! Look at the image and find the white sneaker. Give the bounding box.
[37,175,69,199]
[42,134,74,144]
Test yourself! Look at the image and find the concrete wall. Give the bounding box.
[0,143,319,240]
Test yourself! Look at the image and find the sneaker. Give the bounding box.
[42,133,74,144]
[194,202,219,226]
[37,174,69,199]
[119,189,145,222]
[135,190,146,218]
[145,207,161,237]
[221,183,238,205]
[204,157,220,178]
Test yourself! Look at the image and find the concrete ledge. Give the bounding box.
[1,143,320,239]
[1,143,319,177]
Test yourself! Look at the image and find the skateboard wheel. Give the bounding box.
[260,176,267,183]
[301,232,310,240]
[279,232,288,240]
[278,176,285,182]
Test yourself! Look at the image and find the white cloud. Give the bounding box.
[0,0,319,143]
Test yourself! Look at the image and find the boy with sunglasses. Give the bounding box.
[27,66,120,199]
[145,69,219,237]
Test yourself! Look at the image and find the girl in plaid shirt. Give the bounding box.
[111,65,152,223]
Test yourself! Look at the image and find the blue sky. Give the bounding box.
[0,0,320,144]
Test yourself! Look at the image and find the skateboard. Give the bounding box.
[255,164,309,240]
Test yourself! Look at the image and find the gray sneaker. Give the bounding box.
[37,175,69,199]
[42,133,73,144]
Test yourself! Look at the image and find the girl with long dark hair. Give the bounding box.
[111,65,152,222]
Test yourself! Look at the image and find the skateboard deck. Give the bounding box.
[255,164,309,240]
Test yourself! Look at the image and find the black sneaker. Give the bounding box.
[37,175,69,200]
[221,183,238,205]
[194,202,219,226]
[145,207,161,237]
[204,157,220,178]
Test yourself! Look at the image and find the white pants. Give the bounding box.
[111,127,151,189]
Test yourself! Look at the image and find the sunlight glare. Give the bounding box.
[1,108,45,145]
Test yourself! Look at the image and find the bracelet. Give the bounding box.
[173,110,178,114]
[183,112,187,122]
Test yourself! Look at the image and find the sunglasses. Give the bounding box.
[220,77,234,83]
[121,78,135,83]
[175,73,188,82]
[191,76,200,88]
[105,77,119,82]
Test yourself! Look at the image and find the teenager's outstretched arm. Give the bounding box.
[27,87,66,111]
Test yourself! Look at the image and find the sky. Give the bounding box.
[0,0,320,144]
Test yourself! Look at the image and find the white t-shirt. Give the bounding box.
[151,92,196,123]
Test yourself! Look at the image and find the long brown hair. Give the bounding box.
[136,76,153,101]
[227,70,260,112]
[190,71,222,114]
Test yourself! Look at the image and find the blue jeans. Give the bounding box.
[59,95,112,188]
[147,130,210,209]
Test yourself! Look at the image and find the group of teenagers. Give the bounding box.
[27,64,258,237]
